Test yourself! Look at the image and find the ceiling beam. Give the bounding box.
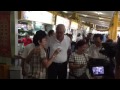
[75,11,112,19]
[80,16,110,22]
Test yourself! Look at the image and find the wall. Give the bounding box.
[0,11,18,65]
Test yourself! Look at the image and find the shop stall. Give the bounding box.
[22,11,54,32]
[18,11,54,54]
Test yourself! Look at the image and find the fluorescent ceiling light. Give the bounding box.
[82,21,85,22]
[82,14,88,17]
[99,17,104,19]
[99,21,104,22]
[95,11,103,15]
[63,11,68,13]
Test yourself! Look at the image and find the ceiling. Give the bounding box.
[63,11,115,28]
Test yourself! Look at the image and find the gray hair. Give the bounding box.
[56,24,65,32]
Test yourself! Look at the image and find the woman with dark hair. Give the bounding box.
[26,30,61,79]
[69,40,89,79]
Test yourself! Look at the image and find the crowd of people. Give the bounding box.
[15,24,120,79]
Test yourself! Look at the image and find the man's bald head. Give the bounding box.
[56,24,65,32]
[56,24,65,41]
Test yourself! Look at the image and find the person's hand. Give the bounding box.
[53,48,61,57]
[76,64,84,68]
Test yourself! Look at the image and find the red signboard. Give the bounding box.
[0,12,11,57]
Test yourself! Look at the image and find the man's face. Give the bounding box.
[94,37,102,45]
[56,25,65,40]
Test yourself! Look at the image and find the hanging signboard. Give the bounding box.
[70,21,78,29]
[22,11,54,24]
[56,15,70,30]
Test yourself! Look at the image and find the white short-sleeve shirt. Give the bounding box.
[48,35,71,63]
[21,43,35,58]
[88,44,106,59]
[21,43,35,74]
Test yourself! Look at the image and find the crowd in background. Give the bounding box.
[15,24,120,79]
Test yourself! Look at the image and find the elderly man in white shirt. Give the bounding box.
[47,24,71,79]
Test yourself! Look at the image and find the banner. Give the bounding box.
[22,11,54,24]
[56,15,70,30]
[70,21,78,29]
[0,12,11,57]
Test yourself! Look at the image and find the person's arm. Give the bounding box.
[42,48,61,68]
[14,55,23,59]
[42,54,56,68]
[67,37,72,55]
[69,63,84,69]
[67,48,71,56]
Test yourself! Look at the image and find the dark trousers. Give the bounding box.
[47,61,67,79]
[69,73,88,79]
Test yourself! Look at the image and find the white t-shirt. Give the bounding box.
[21,43,35,58]
[88,44,106,59]
[48,35,71,63]
[21,43,35,74]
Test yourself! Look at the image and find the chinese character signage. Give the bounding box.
[0,12,11,57]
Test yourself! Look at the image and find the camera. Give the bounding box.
[88,58,110,79]
[88,42,116,79]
